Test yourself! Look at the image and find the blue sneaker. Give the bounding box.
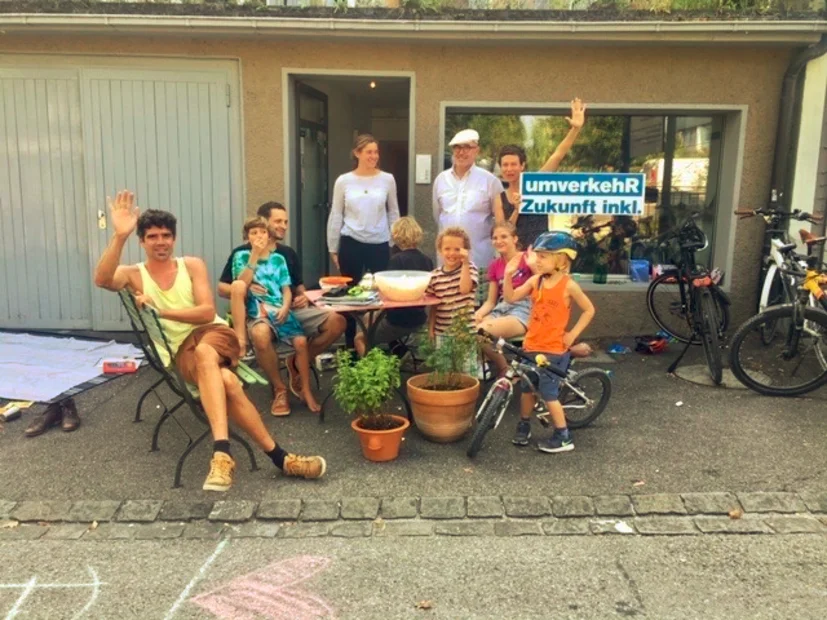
[512,420,531,446]
[537,429,574,453]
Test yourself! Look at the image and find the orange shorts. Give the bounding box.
[175,324,239,384]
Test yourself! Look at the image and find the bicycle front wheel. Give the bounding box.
[559,368,612,429]
[699,288,723,385]
[729,304,827,397]
[467,386,509,458]
[647,274,694,344]
[759,267,787,344]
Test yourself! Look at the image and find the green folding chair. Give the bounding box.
[119,290,265,488]
[118,289,182,427]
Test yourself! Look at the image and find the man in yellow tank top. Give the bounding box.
[93,190,327,492]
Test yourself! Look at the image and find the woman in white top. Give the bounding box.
[327,133,400,346]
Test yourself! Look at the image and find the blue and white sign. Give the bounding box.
[519,172,646,217]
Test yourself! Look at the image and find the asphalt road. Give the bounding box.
[1,534,826,619]
[2,344,825,502]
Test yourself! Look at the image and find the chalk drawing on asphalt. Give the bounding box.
[190,555,336,619]
[165,538,229,620]
[0,566,103,620]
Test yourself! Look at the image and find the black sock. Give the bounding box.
[266,445,288,469]
[213,440,231,456]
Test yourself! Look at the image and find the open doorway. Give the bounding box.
[286,72,412,287]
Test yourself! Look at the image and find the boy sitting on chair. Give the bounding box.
[230,217,320,414]
[93,191,326,492]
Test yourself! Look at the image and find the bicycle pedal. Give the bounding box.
[537,415,551,428]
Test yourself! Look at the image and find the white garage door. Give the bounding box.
[0,59,242,330]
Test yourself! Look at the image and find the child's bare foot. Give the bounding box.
[570,342,593,358]
[303,389,321,413]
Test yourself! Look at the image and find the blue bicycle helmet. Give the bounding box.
[532,230,578,260]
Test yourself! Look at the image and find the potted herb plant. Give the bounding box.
[406,314,481,443]
[333,348,410,462]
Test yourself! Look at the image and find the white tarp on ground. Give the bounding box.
[0,333,143,402]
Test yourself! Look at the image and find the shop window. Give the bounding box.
[444,111,725,284]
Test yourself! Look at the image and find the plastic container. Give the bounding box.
[629,259,650,283]
[607,343,631,355]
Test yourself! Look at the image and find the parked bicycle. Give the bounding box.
[734,206,823,344]
[644,213,730,384]
[729,250,827,397]
[467,330,612,458]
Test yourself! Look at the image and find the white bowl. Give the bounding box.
[374,270,432,302]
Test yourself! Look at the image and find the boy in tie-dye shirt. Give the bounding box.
[231,217,320,414]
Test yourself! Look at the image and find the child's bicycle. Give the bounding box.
[467,330,613,458]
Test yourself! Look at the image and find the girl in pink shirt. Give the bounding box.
[475,222,533,376]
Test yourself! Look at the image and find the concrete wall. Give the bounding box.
[0,35,795,336]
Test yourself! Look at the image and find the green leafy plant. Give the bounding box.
[333,348,402,430]
[415,313,480,391]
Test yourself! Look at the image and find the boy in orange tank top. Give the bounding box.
[503,231,595,453]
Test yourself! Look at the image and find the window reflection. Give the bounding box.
[444,111,723,283]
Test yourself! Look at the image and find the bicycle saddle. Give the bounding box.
[799,229,827,248]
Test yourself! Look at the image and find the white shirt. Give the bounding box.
[327,171,400,252]
[432,165,504,267]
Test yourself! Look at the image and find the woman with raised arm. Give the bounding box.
[494,98,586,250]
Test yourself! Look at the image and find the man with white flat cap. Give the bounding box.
[433,128,504,267]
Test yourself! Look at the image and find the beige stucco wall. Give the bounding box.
[0,34,794,336]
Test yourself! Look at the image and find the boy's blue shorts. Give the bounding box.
[521,351,571,402]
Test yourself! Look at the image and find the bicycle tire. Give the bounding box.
[698,288,723,385]
[559,367,612,428]
[647,274,728,344]
[711,287,731,334]
[646,273,694,344]
[729,304,827,397]
[759,266,787,344]
[467,387,509,458]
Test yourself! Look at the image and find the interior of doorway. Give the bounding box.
[287,73,411,288]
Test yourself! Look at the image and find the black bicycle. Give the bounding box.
[467,330,612,458]
[645,214,730,384]
[729,252,827,397]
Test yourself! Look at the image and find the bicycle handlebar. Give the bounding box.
[476,329,568,378]
[734,207,822,223]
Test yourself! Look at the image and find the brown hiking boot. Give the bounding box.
[202,452,236,492]
[283,454,327,480]
[24,402,63,438]
[60,398,81,432]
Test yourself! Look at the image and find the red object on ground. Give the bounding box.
[103,361,138,374]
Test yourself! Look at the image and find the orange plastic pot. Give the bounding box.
[351,415,410,462]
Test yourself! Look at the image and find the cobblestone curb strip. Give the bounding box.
[1,492,826,539]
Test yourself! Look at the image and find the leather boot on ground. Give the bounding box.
[24,402,63,438]
[60,398,80,432]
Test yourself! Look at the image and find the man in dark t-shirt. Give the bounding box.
[218,202,346,403]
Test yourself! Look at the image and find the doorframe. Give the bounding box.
[293,81,329,281]
[281,68,416,249]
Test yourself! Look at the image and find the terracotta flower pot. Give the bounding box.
[351,415,410,462]
[406,374,480,443]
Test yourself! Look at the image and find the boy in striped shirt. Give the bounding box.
[426,227,480,377]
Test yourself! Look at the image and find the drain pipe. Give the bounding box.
[771,34,827,209]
